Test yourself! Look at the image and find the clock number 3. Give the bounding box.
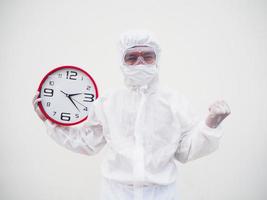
[84,93,95,102]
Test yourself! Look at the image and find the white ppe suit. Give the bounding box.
[44,31,223,200]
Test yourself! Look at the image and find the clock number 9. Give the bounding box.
[44,88,54,97]
[66,71,77,80]
[61,112,71,121]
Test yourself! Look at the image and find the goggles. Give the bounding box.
[123,46,157,66]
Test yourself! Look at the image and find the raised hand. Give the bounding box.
[205,100,231,128]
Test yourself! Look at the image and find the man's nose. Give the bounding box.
[135,56,146,65]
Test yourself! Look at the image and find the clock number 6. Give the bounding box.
[61,112,71,121]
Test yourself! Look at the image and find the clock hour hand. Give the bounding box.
[61,91,82,98]
[69,93,82,97]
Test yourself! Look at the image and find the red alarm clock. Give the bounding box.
[37,66,98,126]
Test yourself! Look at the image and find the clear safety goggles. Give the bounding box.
[123,46,157,66]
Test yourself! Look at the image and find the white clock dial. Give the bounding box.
[38,66,98,126]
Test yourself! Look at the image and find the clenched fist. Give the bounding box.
[205,100,231,128]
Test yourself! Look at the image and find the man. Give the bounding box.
[33,30,231,200]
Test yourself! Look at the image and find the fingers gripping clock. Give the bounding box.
[37,66,98,126]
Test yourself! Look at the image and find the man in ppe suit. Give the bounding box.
[32,30,231,200]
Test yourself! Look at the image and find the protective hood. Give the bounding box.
[119,30,161,92]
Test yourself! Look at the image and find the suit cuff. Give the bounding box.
[198,120,223,138]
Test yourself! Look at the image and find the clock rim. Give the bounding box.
[37,65,99,126]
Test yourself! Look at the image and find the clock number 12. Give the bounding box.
[66,71,77,80]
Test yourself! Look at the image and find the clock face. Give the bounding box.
[38,66,98,126]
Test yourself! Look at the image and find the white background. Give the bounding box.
[0,0,266,199]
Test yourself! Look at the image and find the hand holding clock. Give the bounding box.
[32,91,47,122]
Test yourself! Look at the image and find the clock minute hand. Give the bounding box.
[68,96,80,112]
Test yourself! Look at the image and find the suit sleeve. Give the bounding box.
[173,94,223,163]
[44,99,106,156]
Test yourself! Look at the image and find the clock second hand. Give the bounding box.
[70,97,87,109]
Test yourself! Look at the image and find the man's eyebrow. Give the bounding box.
[125,54,137,58]
[143,52,156,55]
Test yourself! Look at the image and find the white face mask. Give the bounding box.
[121,64,158,86]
